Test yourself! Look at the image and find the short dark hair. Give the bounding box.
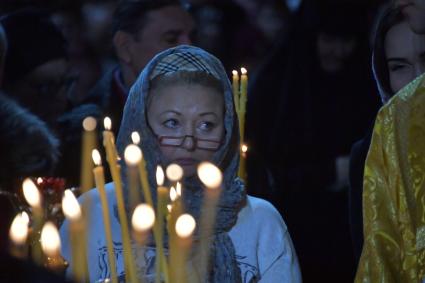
[112,0,185,36]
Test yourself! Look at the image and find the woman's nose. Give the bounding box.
[182,135,196,151]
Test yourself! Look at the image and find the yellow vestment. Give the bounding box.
[355,74,425,282]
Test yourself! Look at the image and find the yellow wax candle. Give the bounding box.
[92,149,118,283]
[131,203,155,245]
[232,70,240,112]
[138,157,153,207]
[196,162,223,280]
[168,187,183,282]
[238,144,248,181]
[80,117,97,193]
[124,144,143,210]
[239,67,248,141]
[62,189,88,282]
[155,166,169,283]
[40,221,65,272]
[174,214,196,283]
[102,118,138,283]
[9,212,29,259]
[131,131,153,207]
[22,178,44,265]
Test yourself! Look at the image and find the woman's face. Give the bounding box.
[147,83,225,177]
[385,21,425,94]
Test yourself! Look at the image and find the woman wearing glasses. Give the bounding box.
[60,45,301,283]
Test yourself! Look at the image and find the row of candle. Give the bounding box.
[9,116,225,283]
[232,68,249,181]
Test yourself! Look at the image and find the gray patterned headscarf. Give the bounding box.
[116,45,246,282]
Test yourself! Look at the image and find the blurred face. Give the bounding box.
[9,59,72,128]
[395,0,425,34]
[147,84,225,177]
[385,21,425,93]
[128,6,194,75]
[317,32,357,73]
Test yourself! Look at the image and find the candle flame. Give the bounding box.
[169,186,177,202]
[62,189,82,221]
[132,204,155,232]
[232,70,238,76]
[124,144,142,165]
[175,214,196,238]
[21,211,30,225]
[176,182,182,196]
[241,67,247,75]
[131,132,140,145]
[92,149,102,166]
[82,116,97,131]
[241,144,248,153]
[40,222,61,257]
[22,178,41,208]
[37,177,43,185]
[167,204,172,213]
[103,117,112,131]
[197,162,222,189]
[156,166,164,186]
[9,212,29,245]
[166,163,183,182]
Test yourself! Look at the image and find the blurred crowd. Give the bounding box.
[0,0,416,282]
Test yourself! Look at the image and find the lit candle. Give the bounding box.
[155,166,169,283]
[92,150,118,283]
[102,118,138,283]
[131,131,140,145]
[239,67,248,140]
[124,144,142,210]
[9,212,29,259]
[22,178,44,265]
[62,189,88,282]
[40,221,64,272]
[80,117,97,193]
[168,184,184,282]
[196,162,223,280]
[166,163,184,186]
[174,214,196,283]
[131,203,155,245]
[238,143,248,181]
[232,70,240,112]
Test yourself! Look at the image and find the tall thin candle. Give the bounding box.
[155,166,169,283]
[174,214,196,283]
[80,117,97,193]
[124,144,142,210]
[102,118,138,283]
[92,150,118,283]
[196,162,223,280]
[40,222,64,272]
[62,189,88,282]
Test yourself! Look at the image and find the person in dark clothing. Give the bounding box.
[246,2,380,282]
[85,0,195,135]
[349,5,425,265]
[0,8,102,187]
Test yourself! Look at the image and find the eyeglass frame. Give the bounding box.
[157,135,223,151]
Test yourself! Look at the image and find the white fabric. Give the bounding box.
[60,183,302,283]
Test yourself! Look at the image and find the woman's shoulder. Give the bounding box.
[240,196,287,231]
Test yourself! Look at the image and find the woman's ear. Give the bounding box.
[113,31,133,64]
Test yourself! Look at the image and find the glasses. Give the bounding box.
[158,135,222,151]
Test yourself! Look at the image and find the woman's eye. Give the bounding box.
[389,64,407,72]
[163,119,179,128]
[199,121,215,131]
